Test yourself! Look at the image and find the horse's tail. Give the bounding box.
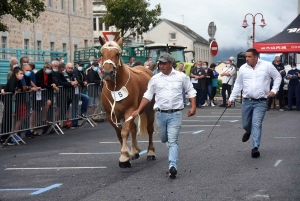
[137,112,148,137]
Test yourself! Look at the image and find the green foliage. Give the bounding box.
[0,0,45,32]
[102,0,161,37]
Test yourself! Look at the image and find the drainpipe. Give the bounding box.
[33,19,36,50]
[68,0,72,62]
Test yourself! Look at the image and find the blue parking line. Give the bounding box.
[192,130,204,134]
[31,184,62,195]
[0,183,62,195]
[139,150,147,155]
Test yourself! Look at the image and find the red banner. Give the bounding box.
[254,43,300,53]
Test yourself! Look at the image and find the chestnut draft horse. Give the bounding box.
[99,37,156,168]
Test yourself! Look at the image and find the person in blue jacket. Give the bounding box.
[286,63,300,111]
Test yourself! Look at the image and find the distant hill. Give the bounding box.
[213,48,245,63]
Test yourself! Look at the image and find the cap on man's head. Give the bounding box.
[158,53,174,63]
[92,61,99,66]
[77,60,84,65]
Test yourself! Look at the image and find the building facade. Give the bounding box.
[143,19,212,64]
[0,0,93,62]
[92,0,146,46]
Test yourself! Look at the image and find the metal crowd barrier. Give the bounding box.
[86,83,106,122]
[0,84,106,147]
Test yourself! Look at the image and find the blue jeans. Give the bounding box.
[182,89,186,104]
[155,110,182,169]
[205,84,213,101]
[72,93,89,126]
[242,99,267,149]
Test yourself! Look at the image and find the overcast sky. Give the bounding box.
[148,0,298,51]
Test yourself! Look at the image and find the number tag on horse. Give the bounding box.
[111,86,129,101]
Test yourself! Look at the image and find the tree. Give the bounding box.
[102,0,161,38]
[0,0,45,32]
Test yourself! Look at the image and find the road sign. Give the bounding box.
[102,32,120,42]
[210,40,218,57]
[208,22,217,39]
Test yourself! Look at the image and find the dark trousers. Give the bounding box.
[195,88,203,106]
[268,83,284,108]
[212,87,217,102]
[288,84,300,109]
[222,83,232,105]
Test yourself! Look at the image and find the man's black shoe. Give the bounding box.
[219,104,226,107]
[197,105,202,108]
[242,132,251,142]
[251,147,260,158]
[287,108,292,111]
[169,166,177,179]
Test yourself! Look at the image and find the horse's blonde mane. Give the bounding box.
[100,41,122,54]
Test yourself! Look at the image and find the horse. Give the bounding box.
[99,36,156,168]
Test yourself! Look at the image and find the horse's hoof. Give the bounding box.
[132,153,139,160]
[146,155,156,161]
[119,161,131,168]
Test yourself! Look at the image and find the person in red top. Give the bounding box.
[35,62,59,127]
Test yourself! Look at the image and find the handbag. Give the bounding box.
[212,78,218,87]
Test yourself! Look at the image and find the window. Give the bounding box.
[74,44,78,51]
[63,43,66,52]
[84,40,88,48]
[48,0,52,8]
[105,24,109,31]
[170,33,176,40]
[83,0,87,15]
[24,39,29,49]
[1,36,7,59]
[50,42,54,51]
[98,18,103,31]
[1,36,7,48]
[61,0,64,10]
[37,41,41,50]
[73,0,76,12]
[93,18,97,31]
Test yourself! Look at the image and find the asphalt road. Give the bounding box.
[0,102,299,201]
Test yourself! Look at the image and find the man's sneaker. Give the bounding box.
[251,147,260,158]
[11,135,21,142]
[211,102,215,107]
[186,102,190,106]
[279,108,285,112]
[169,166,177,179]
[242,132,251,142]
[219,104,226,107]
[202,102,208,107]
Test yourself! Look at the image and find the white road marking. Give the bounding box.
[181,125,220,127]
[210,112,241,114]
[5,167,106,170]
[274,160,282,167]
[274,137,297,139]
[246,190,269,200]
[183,120,239,122]
[196,116,241,118]
[100,141,161,144]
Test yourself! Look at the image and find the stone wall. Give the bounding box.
[0,0,93,62]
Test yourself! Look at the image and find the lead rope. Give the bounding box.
[103,67,131,127]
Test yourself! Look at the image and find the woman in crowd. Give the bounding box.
[202,62,215,106]
[210,63,219,105]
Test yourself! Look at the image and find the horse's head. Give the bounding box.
[100,37,123,82]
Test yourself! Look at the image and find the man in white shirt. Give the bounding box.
[219,60,236,107]
[132,53,197,178]
[228,48,281,158]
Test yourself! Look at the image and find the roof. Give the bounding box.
[145,44,186,49]
[162,19,209,44]
[254,14,300,53]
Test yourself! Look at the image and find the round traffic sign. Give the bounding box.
[210,40,218,57]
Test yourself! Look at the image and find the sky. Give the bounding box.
[147,0,298,60]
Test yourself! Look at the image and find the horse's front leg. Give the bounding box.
[119,118,133,168]
[129,121,142,160]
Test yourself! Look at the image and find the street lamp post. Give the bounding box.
[241,13,266,47]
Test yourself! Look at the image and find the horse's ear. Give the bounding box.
[99,36,106,46]
[117,37,123,47]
